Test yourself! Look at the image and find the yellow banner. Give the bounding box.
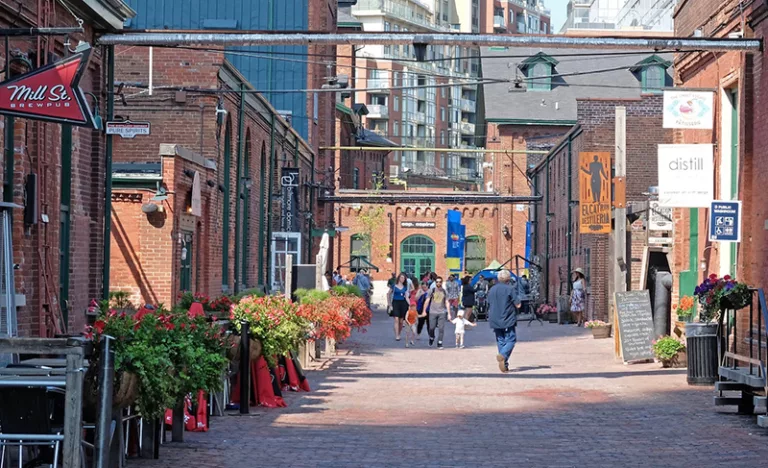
[579,152,612,234]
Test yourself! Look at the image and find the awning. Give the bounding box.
[337,255,380,272]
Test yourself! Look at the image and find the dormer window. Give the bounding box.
[518,52,559,92]
[630,55,672,93]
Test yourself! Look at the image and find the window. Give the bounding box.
[350,234,370,272]
[394,96,399,111]
[643,65,664,92]
[441,130,445,145]
[353,167,359,189]
[441,106,446,121]
[441,87,446,98]
[529,62,551,91]
[465,236,486,274]
[394,121,399,136]
[384,22,391,55]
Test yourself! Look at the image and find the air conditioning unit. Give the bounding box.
[389,165,400,178]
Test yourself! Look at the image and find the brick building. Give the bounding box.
[529,95,673,321]
[0,1,134,338]
[109,47,315,307]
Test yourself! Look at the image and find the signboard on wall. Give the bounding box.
[190,171,202,217]
[709,200,741,243]
[280,167,300,232]
[663,90,714,130]
[400,221,435,228]
[578,152,611,234]
[658,144,714,207]
[0,47,94,127]
[649,201,672,231]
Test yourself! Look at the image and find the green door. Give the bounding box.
[180,233,193,292]
[400,235,435,278]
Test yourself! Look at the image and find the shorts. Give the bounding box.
[391,299,409,319]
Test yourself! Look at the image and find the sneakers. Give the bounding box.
[460,345,465,349]
[405,342,410,348]
[437,342,444,350]
[410,340,415,346]
[429,338,435,346]
[496,354,509,373]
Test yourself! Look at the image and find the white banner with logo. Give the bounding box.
[658,144,714,207]
[663,90,714,129]
[649,201,673,231]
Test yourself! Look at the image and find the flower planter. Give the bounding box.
[660,350,687,368]
[590,325,612,339]
[83,368,139,413]
[720,294,750,311]
[547,312,558,323]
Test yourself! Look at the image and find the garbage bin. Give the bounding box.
[685,322,719,385]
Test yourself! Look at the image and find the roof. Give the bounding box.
[481,47,672,122]
[74,0,135,30]
[338,6,361,28]
[356,128,397,148]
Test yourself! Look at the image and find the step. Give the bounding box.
[714,396,745,406]
[715,381,749,392]
[718,366,766,389]
[755,396,767,411]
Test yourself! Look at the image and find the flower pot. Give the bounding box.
[720,294,750,311]
[547,312,558,323]
[660,350,687,368]
[83,367,139,414]
[226,334,263,362]
[590,325,612,339]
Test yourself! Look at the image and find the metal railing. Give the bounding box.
[353,0,452,32]
[718,288,768,389]
[366,104,389,118]
[366,78,390,89]
[460,98,476,113]
[493,15,506,28]
[460,121,476,134]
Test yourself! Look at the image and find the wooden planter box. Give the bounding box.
[591,325,612,339]
[660,350,687,368]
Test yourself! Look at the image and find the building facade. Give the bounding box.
[561,0,676,32]
[0,0,134,337]
[109,47,315,307]
[529,95,672,320]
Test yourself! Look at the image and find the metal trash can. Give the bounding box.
[685,322,719,386]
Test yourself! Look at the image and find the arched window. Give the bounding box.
[350,234,370,272]
[400,235,435,278]
[465,236,486,275]
[353,167,360,189]
[643,65,664,92]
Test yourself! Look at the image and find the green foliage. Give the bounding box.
[294,288,331,304]
[331,284,363,298]
[109,290,132,309]
[652,336,686,361]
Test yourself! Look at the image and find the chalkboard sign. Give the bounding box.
[615,290,655,362]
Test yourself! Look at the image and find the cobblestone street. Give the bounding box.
[134,310,768,467]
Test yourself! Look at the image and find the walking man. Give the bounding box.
[424,276,452,349]
[353,269,372,310]
[487,269,521,373]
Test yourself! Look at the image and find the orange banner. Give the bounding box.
[579,152,611,234]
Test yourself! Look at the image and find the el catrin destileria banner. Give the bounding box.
[579,151,611,234]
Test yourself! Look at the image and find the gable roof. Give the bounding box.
[628,54,672,72]
[481,47,672,122]
[519,52,560,71]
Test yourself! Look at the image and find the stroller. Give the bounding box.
[474,289,488,321]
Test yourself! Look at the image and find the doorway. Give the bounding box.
[400,234,435,278]
[180,232,193,292]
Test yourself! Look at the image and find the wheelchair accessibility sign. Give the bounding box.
[709,200,741,243]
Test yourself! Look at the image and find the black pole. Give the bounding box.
[93,335,115,468]
[0,27,84,36]
[239,321,250,414]
[102,45,115,299]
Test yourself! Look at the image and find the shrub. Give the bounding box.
[652,336,686,361]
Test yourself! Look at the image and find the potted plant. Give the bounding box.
[585,320,611,339]
[694,274,752,323]
[536,303,557,323]
[652,336,687,368]
[675,296,695,323]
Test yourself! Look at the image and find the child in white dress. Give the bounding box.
[451,309,476,348]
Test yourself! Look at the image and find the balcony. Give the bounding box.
[367,79,391,91]
[407,112,426,124]
[416,88,427,100]
[353,0,451,32]
[460,122,475,135]
[494,15,506,29]
[460,99,476,113]
[367,104,389,119]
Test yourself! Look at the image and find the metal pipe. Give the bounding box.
[320,194,541,204]
[93,335,114,468]
[238,322,250,414]
[102,45,115,300]
[566,135,573,295]
[234,85,245,293]
[0,27,83,36]
[320,146,548,154]
[97,32,763,52]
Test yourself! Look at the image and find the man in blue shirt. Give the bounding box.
[487,269,521,373]
[353,269,372,309]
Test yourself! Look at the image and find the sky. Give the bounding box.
[545,0,571,33]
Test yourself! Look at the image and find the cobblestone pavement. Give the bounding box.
[132,310,768,468]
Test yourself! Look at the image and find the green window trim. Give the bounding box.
[641,65,665,93]
[528,62,552,91]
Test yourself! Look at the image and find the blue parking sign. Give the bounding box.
[709,200,741,242]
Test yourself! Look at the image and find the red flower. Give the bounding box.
[135,307,153,322]
[165,322,175,330]
[94,320,106,333]
[724,275,732,281]
[709,273,718,280]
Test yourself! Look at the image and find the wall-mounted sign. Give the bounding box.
[658,144,713,207]
[0,47,94,127]
[663,90,714,130]
[179,213,196,232]
[190,171,202,217]
[281,167,300,232]
[649,201,672,231]
[106,120,151,138]
[400,221,435,229]
[709,200,741,243]
[578,151,611,234]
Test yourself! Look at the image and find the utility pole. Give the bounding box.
[613,106,627,298]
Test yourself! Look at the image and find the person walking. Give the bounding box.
[570,268,587,326]
[425,276,452,349]
[353,269,372,310]
[451,309,476,348]
[487,269,521,373]
[391,273,410,341]
[403,301,418,347]
[460,275,475,321]
[446,274,460,315]
[415,282,430,339]
[386,272,397,314]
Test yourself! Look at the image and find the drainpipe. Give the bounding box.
[305,138,313,262]
[234,84,245,293]
[566,136,573,295]
[265,114,275,291]
[102,45,115,300]
[544,156,550,303]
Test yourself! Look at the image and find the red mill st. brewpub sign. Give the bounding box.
[0,47,95,127]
